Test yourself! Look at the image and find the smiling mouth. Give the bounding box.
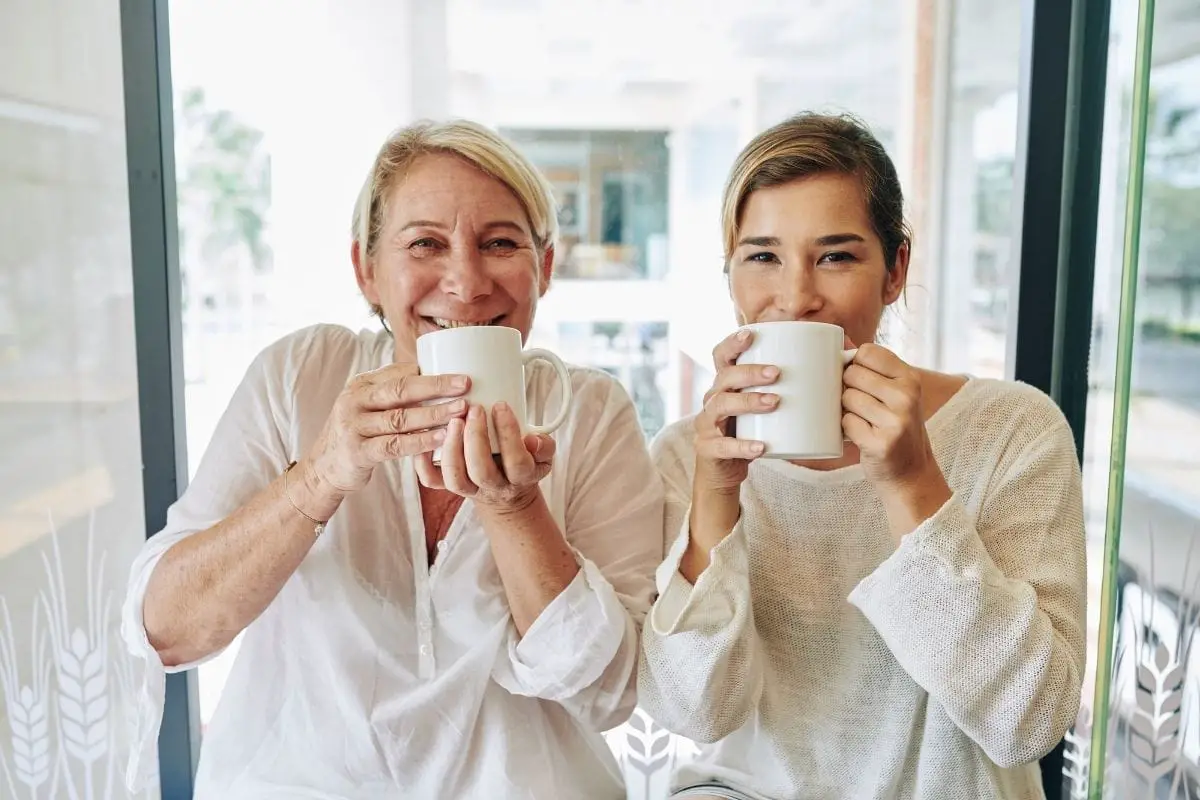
[424,315,506,330]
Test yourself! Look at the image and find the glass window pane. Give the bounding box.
[1084,0,1200,796]
[0,1,159,795]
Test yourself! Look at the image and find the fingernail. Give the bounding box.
[468,405,482,419]
[737,330,751,341]
[452,376,469,389]
[495,401,510,416]
[762,394,779,407]
[433,428,447,442]
[750,442,765,455]
[763,366,779,379]
[449,398,467,412]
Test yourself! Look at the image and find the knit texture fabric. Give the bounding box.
[639,378,1087,800]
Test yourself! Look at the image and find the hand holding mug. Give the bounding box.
[307,363,472,495]
[692,328,780,492]
[412,325,573,509]
[415,402,557,508]
[841,342,939,490]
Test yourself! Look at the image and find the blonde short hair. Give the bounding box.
[720,112,911,273]
[351,120,559,305]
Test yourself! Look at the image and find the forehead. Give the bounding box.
[739,172,872,236]
[384,152,529,227]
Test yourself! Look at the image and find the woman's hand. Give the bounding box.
[841,342,951,535]
[306,363,471,497]
[680,329,779,582]
[693,329,779,492]
[415,401,556,511]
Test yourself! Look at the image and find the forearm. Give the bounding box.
[143,459,344,665]
[680,485,740,583]
[476,488,580,636]
[877,463,953,542]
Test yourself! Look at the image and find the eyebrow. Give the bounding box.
[399,219,529,235]
[736,232,867,248]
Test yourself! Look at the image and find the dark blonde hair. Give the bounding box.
[351,119,558,322]
[721,112,912,272]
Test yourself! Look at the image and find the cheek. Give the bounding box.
[495,259,541,297]
[730,273,772,313]
[381,262,438,305]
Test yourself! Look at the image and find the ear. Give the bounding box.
[537,245,555,295]
[882,242,909,306]
[352,241,381,305]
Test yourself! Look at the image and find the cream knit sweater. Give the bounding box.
[639,378,1086,800]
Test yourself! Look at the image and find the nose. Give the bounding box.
[775,264,824,319]
[439,247,494,302]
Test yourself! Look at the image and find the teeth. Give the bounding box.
[432,317,497,329]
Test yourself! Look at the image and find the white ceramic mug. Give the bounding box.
[415,325,573,460]
[734,321,857,460]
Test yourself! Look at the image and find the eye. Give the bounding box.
[817,251,855,266]
[745,251,779,265]
[409,237,442,251]
[485,238,519,251]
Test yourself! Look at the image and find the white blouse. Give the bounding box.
[639,378,1087,799]
[121,324,664,799]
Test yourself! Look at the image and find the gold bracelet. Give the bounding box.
[283,461,327,539]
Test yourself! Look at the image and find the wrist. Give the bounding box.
[474,484,543,519]
[878,464,951,539]
[682,487,741,582]
[294,458,346,521]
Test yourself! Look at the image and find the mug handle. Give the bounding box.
[522,348,573,435]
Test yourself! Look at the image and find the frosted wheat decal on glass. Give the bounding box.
[1130,642,1184,786]
[41,522,113,800]
[1075,524,1200,799]
[0,598,57,800]
[0,514,152,799]
[1064,708,1091,800]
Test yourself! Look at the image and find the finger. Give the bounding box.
[702,390,779,428]
[439,417,478,496]
[849,342,906,378]
[842,412,873,446]
[463,405,505,489]
[361,427,447,464]
[359,371,470,411]
[843,364,914,411]
[494,403,538,485]
[708,364,780,399]
[696,435,765,461]
[842,387,892,428]
[414,451,445,489]
[711,328,755,369]
[524,434,556,465]
[355,398,468,437]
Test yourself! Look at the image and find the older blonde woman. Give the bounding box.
[121,120,664,799]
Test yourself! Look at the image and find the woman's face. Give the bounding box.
[354,152,552,362]
[728,172,906,347]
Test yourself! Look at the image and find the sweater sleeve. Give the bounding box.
[848,418,1087,768]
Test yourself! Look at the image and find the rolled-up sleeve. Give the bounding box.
[848,422,1087,768]
[121,331,302,791]
[637,426,765,743]
[491,374,663,731]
